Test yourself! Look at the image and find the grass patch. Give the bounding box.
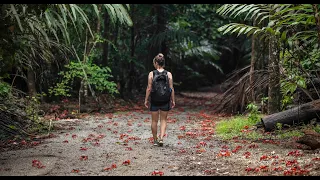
[215,114,319,141]
[215,115,261,140]
[314,124,320,133]
[275,130,303,139]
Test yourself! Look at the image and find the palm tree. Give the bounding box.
[2,4,132,97]
[216,4,320,114]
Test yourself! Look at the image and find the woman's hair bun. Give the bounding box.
[154,53,165,67]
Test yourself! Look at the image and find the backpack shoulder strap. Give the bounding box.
[152,70,158,78]
[152,70,158,83]
[153,70,159,75]
[163,70,169,84]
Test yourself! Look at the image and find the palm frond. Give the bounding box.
[218,23,264,37]
[217,4,271,24]
[6,4,132,46]
[103,4,133,27]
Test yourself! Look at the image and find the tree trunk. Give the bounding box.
[79,79,85,105]
[267,35,281,114]
[80,8,102,106]
[148,4,166,70]
[102,10,110,67]
[261,99,320,132]
[126,4,136,99]
[27,69,37,97]
[249,19,257,103]
[84,80,88,104]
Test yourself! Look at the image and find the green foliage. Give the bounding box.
[217,4,319,48]
[276,122,283,131]
[0,80,11,98]
[217,4,320,113]
[7,125,17,130]
[85,63,118,94]
[301,45,320,70]
[218,23,264,38]
[276,130,303,139]
[216,4,317,39]
[49,61,118,97]
[168,5,227,58]
[216,4,270,22]
[215,115,307,140]
[216,4,272,40]
[6,4,132,45]
[280,76,306,109]
[261,97,268,107]
[25,95,41,122]
[280,48,312,109]
[1,4,133,94]
[48,82,71,97]
[273,122,305,139]
[314,124,320,133]
[215,115,263,140]
[165,4,234,88]
[246,103,260,123]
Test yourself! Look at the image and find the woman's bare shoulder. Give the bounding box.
[148,71,153,78]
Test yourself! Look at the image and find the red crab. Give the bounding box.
[151,170,164,176]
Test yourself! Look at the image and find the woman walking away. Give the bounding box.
[144,53,175,147]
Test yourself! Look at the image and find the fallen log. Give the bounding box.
[261,99,320,132]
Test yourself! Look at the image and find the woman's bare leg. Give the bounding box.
[151,111,159,140]
[159,110,169,140]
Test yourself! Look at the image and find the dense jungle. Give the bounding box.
[0,4,320,176]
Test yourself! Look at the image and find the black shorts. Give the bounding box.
[150,102,171,111]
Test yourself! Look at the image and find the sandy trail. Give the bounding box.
[1,93,319,176]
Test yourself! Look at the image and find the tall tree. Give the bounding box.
[2,4,132,97]
[267,34,281,114]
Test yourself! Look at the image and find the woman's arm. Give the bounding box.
[168,72,175,108]
[144,72,153,108]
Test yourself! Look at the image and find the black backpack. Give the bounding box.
[151,70,171,104]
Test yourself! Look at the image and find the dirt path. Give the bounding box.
[1,92,320,176]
